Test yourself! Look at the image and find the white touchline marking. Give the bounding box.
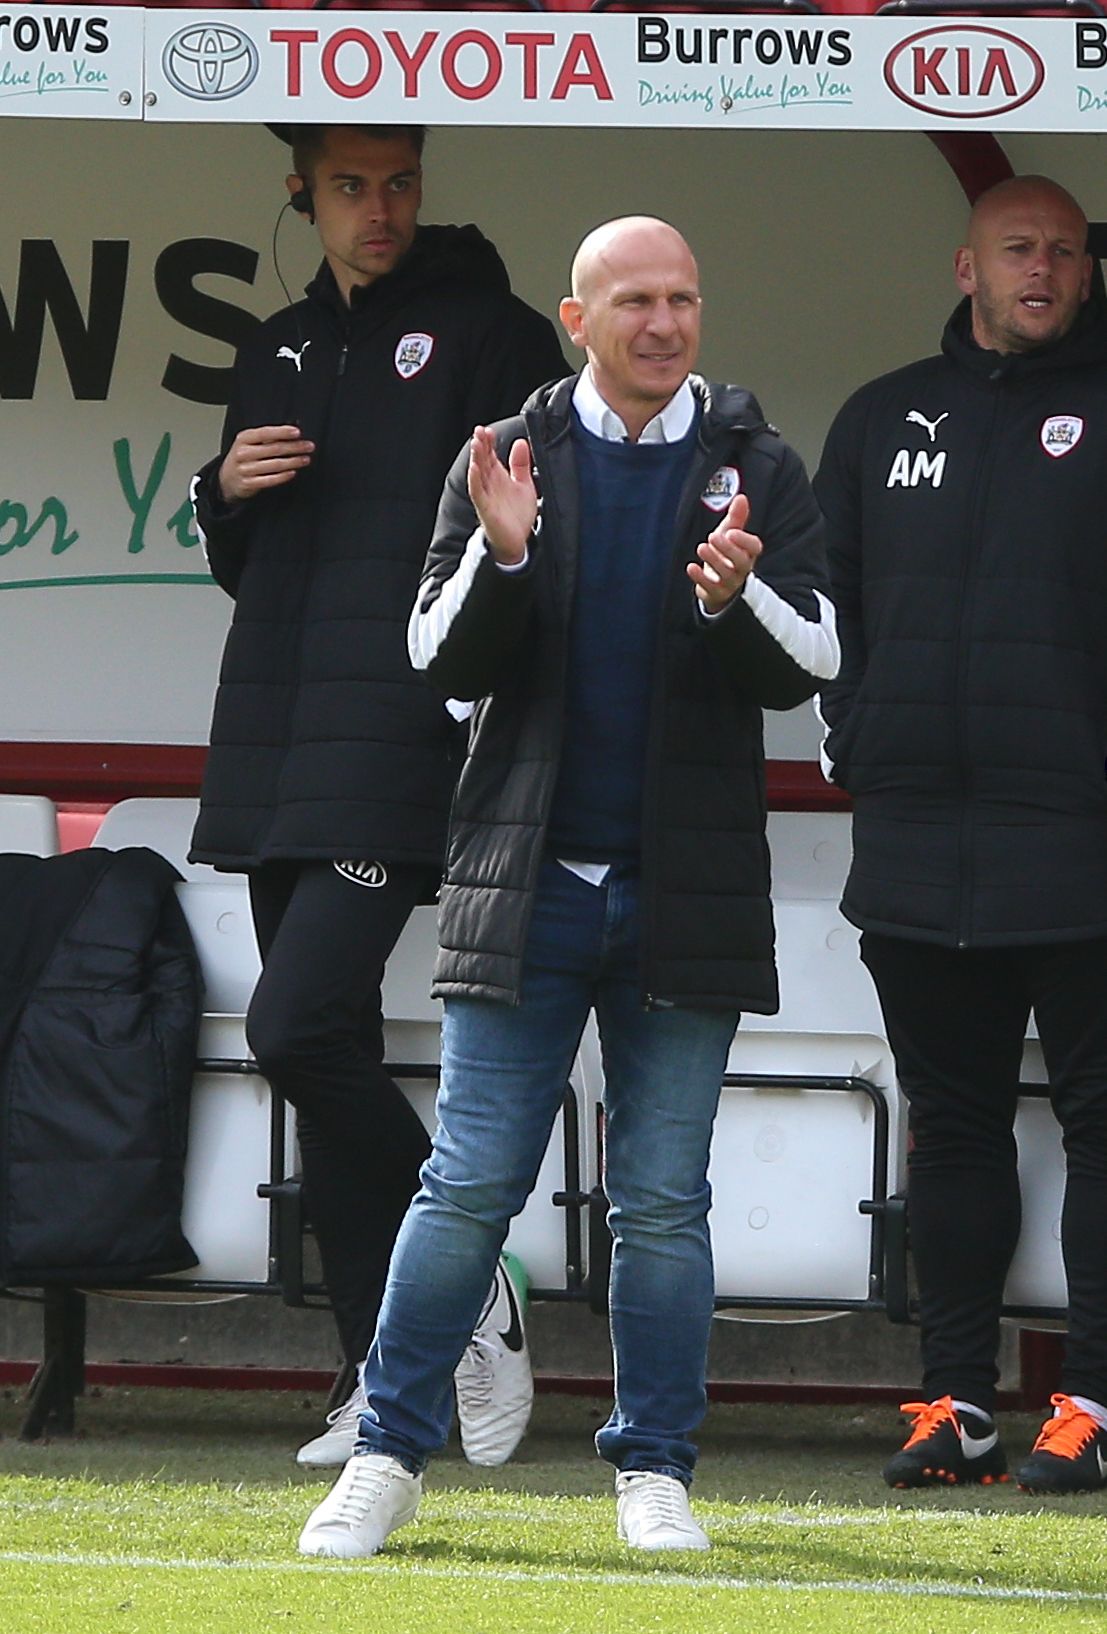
[1,1551,1104,1605]
[0,1495,1072,1530]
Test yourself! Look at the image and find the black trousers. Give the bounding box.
[246,859,434,1369]
[862,933,1107,1414]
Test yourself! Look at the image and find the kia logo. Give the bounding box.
[884,26,1044,119]
[162,22,259,101]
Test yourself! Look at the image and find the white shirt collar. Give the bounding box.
[571,368,696,445]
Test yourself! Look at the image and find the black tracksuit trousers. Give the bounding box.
[862,933,1107,1415]
[246,860,434,1369]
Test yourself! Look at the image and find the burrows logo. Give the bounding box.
[1040,415,1084,458]
[162,22,259,101]
[883,25,1044,119]
[395,332,434,380]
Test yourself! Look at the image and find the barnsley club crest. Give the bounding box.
[394,332,435,380]
[700,465,741,512]
[1040,415,1084,458]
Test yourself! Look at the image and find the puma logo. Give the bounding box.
[905,409,949,443]
[277,341,311,373]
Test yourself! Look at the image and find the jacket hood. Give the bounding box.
[941,283,1107,378]
[521,372,770,440]
[305,223,512,314]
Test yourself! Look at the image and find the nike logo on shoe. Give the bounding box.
[497,1273,525,1354]
[959,1424,999,1458]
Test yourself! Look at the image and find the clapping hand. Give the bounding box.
[687,493,762,613]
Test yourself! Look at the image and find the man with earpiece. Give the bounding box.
[187,124,567,1472]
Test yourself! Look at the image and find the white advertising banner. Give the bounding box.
[142,10,1107,134]
[1,121,293,745]
[0,7,143,118]
[0,10,1105,136]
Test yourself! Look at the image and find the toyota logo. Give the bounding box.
[163,22,259,101]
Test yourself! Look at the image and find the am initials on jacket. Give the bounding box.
[886,448,947,489]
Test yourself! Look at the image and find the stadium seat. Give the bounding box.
[63,799,1078,1320]
[758,811,1070,1320]
[0,794,59,857]
[90,799,582,1297]
[381,906,584,1294]
[91,796,208,880]
[1006,1041,1066,1315]
[91,800,286,1292]
[699,814,905,1309]
[93,798,260,1015]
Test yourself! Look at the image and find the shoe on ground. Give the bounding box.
[1016,1394,1107,1494]
[883,1396,1010,1489]
[298,1452,422,1558]
[454,1254,533,1467]
[296,1380,368,1468]
[615,1471,710,1552]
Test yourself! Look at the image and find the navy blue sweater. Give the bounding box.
[546,412,698,863]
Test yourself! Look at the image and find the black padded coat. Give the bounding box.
[189,226,567,871]
[815,295,1107,947]
[0,847,200,1286]
[409,374,837,1013]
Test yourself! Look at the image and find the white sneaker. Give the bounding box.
[296,1382,367,1468]
[298,1452,422,1558]
[454,1256,533,1467]
[615,1471,710,1552]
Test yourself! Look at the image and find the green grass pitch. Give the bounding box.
[3,1384,1107,1633]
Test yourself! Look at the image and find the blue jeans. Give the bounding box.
[358,858,739,1483]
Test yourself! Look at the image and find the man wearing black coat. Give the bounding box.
[816,175,1107,1494]
[297,216,838,1559]
[189,124,566,1469]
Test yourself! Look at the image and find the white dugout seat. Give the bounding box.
[82,802,902,1311]
[712,813,902,1309]
[0,793,59,857]
[91,799,579,1297]
[754,812,1070,1317]
[81,799,1071,1318]
[93,799,281,1288]
[383,907,582,1295]
[1008,1038,1066,1314]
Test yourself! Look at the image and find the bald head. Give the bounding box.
[967,175,1087,253]
[570,216,699,302]
[560,217,702,443]
[955,174,1091,354]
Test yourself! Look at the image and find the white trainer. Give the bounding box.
[615,1471,710,1552]
[454,1256,534,1467]
[298,1452,422,1558]
[295,1381,368,1468]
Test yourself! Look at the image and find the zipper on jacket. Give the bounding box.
[951,385,1002,947]
[498,409,574,1004]
[272,311,349,827]
[637,427,745,1008]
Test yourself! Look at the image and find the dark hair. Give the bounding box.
[290,124,426,181]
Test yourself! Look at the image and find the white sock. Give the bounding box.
[1066,1395,1107,1430]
